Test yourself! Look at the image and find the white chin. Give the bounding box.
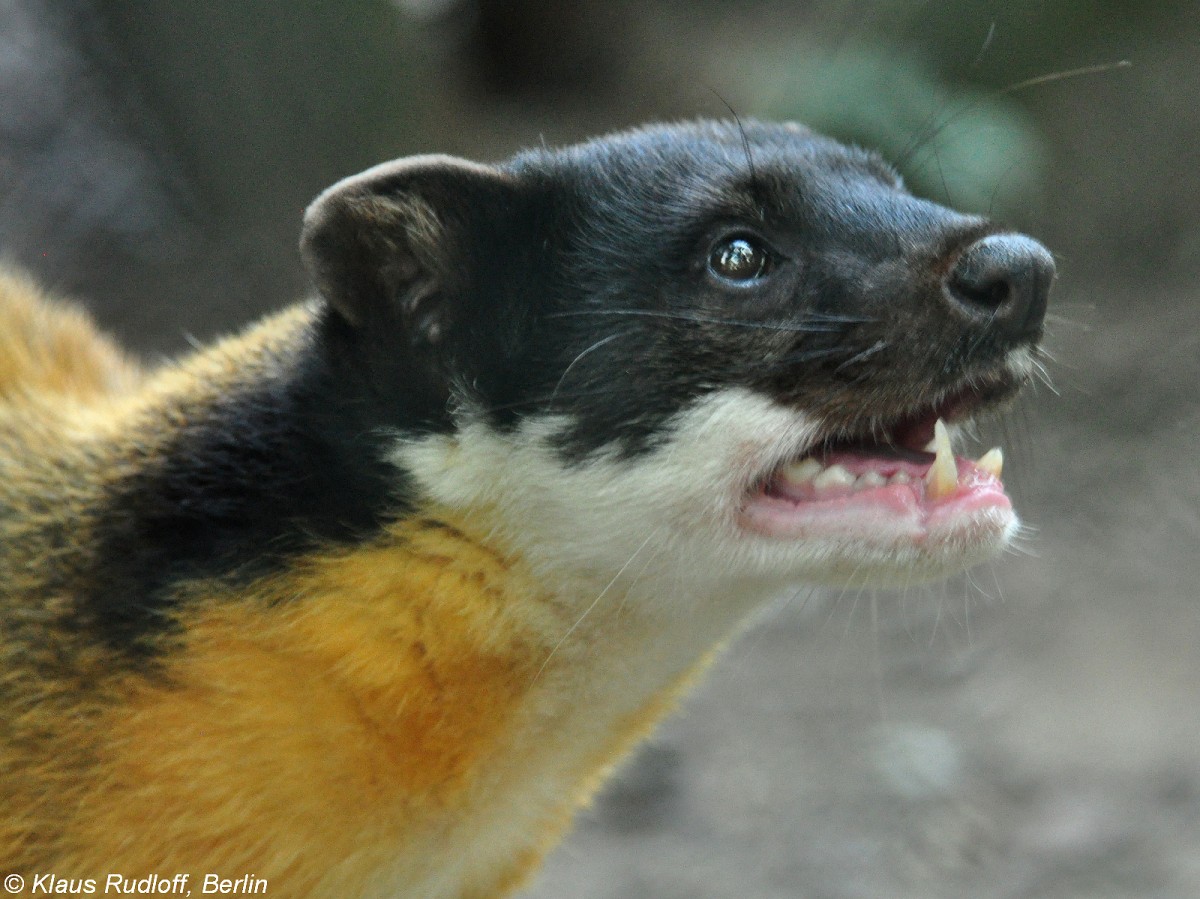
[738,498,1018,587]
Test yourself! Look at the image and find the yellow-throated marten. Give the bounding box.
[0,121,1054,897]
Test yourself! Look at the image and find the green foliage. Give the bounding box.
[747,40,1049,220]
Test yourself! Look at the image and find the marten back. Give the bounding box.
[0,271,141,405]
[0,270,141,868]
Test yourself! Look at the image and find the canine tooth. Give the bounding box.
[857,471,887,489]
[976,447,1003,479]
[924,418,958,499]
[784,458,824,483]
[813,464,855,490]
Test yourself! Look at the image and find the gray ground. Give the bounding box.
[1,3,1198,896]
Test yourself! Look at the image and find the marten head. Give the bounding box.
[300,120,1054,605]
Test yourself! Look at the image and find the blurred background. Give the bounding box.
[1,1,1197,896]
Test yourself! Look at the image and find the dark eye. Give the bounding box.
[708,235,771,282]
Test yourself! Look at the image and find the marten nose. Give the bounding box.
[945,234,1055,340]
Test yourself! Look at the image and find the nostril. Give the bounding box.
[949,272,1011,311]
[945,233,1055,337]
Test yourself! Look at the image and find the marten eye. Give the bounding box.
[708,235,771,283]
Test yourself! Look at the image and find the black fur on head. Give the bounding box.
[301,120,1050,458]
[77,120,1052,658]
[300,155,534,431]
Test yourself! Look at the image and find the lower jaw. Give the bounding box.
[738,460,1016,575]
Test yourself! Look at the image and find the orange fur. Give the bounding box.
[0,269,142,404]
[4,508,707,896]
[0,274,713,897]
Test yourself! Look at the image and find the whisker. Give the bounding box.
[1035,344,1061,363]
[834,339,889,373]
[970,21,998,69]
[545,308,873,333]
[817,558,869,640]
[791,584,822,618]
[897,61,1131,172]
[818,584,852,638]
[960,307,1002,362]
[928,578,948,646]
[932,145,954,207]
[869,590,890,722]
[551,331,634,400]
[962,571,987,644]
[615,547,667,618]
[727,345,849,376]
[987,160,1024,217]
[709,89,764,212]
[988,563,1009,606]
[1043,301,1096,318]
[841,580,869,647]
[729,582,819,664]
[1028,353,1059,395]
[1030,362,1058,394]
[1005,523,1041,559]
[471,338,845,417]
[532,528,662,684]
[474,387,635,416]
[897,561,920,643]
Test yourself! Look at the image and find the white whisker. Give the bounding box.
[533,528,662,684]
[551,331,633,400]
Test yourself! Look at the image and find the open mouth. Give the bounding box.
[741,381,1017,550]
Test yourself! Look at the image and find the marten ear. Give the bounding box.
[300,155,514,343]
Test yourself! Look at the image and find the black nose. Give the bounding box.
[945,233,1055,340]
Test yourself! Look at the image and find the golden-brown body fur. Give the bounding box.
[0,271,706,897]
[0,270,142,405]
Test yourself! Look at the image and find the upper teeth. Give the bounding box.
[783,460,913,493]
[811,464,856,490]
[858,471,887,489]
[782,418,1004,498]
[924,419,958,500]
[976,447,1003,479]
[785,458,823,482]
